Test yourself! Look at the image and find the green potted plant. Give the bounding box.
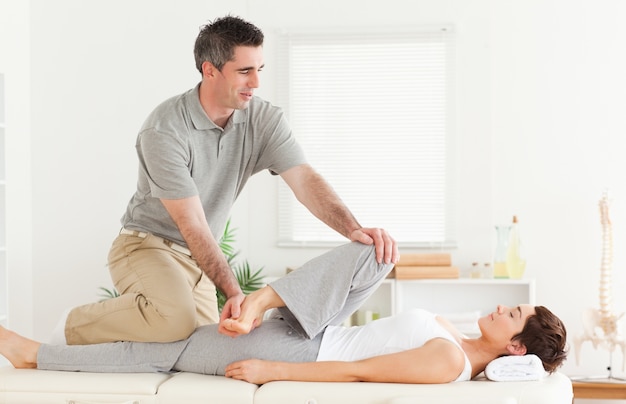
[215,219,265,311]
[99,219,265,313]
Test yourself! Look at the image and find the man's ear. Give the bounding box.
[202,61,217,78]
[506,341,528,356]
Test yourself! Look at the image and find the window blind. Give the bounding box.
[276,27,457,248]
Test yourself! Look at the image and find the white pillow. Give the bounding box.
[485,354,547,382]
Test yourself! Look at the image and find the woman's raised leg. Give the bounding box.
[269,242,393,339]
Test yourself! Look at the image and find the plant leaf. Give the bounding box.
[219,219,237,263]
[234,261,265,294]
[97,286,119,301]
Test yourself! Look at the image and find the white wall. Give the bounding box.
[2,0,626,399]
[0,0,33,338]
[489,0,626,388]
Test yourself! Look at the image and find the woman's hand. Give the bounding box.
[225,359,281,384]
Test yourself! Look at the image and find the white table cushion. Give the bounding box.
[0,366,572,404]
[156,372,258,404]
[253,372,573,404]
[0,367,170,404]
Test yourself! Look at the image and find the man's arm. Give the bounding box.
[160,196,245,337]
[280,164,399,264]
[225,339,465,384]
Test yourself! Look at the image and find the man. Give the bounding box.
[58,15,398,345]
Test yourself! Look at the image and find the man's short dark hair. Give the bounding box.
[194,15,264,73]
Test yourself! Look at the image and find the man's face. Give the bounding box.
[213,45,264,111]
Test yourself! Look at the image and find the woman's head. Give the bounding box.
[194,15,264,74]
[513,305,568,373]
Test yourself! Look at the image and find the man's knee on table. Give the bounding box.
[145,298,199,342]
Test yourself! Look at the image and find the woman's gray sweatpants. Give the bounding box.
[37,242,393,375]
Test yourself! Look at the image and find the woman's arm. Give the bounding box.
[225,339,465,384]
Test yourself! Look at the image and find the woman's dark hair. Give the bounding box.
[513,306,568,373]
[194,15,264,74]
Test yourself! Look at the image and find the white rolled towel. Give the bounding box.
[485,354,547,381]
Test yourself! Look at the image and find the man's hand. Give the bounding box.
[350,227,399,265]
[218,293,246,337]
[219,292,267,337]
[225,359,280,384]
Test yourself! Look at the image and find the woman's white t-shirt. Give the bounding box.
[316,308,472,382]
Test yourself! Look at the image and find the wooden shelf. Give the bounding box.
[572,379,626,399]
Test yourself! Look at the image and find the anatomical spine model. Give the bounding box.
[575,192,626,375]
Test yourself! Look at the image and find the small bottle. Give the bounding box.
[469,262,481,278]
[507,215,526,279]
[483,262,493,278]
[493,224,511,278]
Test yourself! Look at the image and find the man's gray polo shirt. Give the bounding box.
[121,83,306,246]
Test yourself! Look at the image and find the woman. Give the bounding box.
[0,243,567,384]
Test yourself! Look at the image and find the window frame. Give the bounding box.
[275,26,458,249]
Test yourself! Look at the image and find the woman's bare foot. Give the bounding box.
[0,325,40,368]
[224,286,284,335]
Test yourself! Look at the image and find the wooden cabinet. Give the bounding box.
[572,380,626,400]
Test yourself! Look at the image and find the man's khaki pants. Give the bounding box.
[65,232,218,345]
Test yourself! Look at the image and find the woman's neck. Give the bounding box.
[461,338,500,379]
